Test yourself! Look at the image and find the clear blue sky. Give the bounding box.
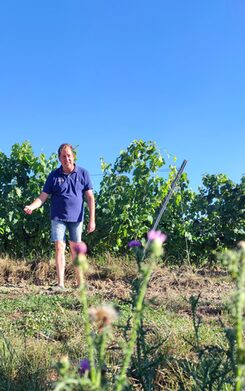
[0,1,244,192]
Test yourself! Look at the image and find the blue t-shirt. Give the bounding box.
[43,165,93,222]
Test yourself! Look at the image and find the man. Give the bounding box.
[24,143,95,289]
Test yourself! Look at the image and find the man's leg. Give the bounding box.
[51,220,67,288]
[69,241,81,287]
[54,240,66,287]
[68,221,83,287]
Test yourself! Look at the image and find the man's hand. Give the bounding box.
[24,206,33,215]
[87,221,96,233]
[23,193,48,215]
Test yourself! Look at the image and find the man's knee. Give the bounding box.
[55,240,66,252]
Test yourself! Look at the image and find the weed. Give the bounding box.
[0,246,240,390]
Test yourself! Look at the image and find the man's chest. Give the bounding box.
[52,174,84,195]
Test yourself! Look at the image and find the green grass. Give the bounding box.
[0,257,236,390]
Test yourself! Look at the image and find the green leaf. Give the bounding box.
[15,187,22,197]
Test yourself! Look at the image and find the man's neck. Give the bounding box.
[62,164,75,174]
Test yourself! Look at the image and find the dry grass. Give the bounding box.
[0,255,235,390]
[147,265,232,319]
[0,256,32,285]
[0,257,233,319]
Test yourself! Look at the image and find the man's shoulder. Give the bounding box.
[76,166,92,187]
[76,166,89,175]
[49,166,62,176]
[46,166,62,181]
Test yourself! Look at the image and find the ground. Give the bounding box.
[0,256,235,390]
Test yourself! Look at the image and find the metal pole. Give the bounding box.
[152,159,188,230]
[143,159,188,259]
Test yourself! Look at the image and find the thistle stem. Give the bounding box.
[79,270,96,384]
[116,264,153,391]
[235,251,245,391]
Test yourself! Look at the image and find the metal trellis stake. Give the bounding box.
[142,159,188,260]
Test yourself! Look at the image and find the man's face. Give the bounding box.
[59,146,75,173]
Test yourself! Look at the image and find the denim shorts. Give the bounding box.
[51,220,83,242]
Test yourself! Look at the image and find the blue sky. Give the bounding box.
[0,1,244,192]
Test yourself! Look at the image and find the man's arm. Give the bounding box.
[85,189,96,233]
[24,192,49,215]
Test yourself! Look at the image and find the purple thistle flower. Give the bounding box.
[128,240,142,248]
[74,242,88,255]
[147,230,167,244]
[79,358,90,375]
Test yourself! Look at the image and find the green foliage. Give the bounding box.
[0,141,57,259]
[87,139,176,254]
[188,174,245,264]
[158,173,245,265]
[158,173,195,263]
[0,140,243,266]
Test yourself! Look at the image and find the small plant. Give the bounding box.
[54,231,166,390]
[179,293,234,390]
[171,243,245,390]
[222,241,245,391]
[124,231,168,390]
[0,331,52,390]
